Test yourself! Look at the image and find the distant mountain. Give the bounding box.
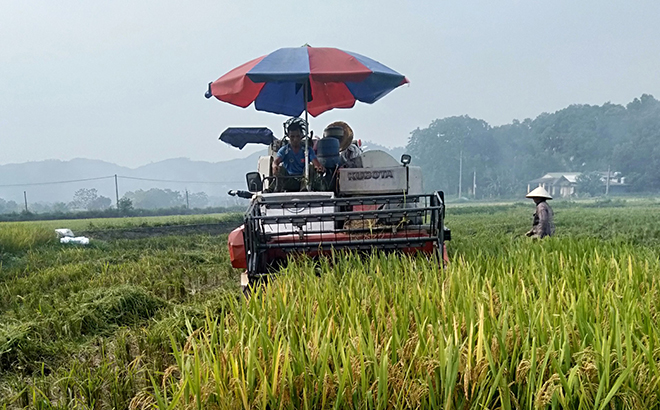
[0,152,265,204]
[0,142,407,206]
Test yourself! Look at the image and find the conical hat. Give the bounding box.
[325,121,353,151]
[526,186,552,199]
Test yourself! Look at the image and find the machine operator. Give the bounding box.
[272,117,325,191]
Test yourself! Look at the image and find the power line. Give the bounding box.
[0,175,114,187]
[0,175,246,188]
[118,175,244,184]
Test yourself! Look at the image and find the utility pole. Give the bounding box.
[114,174,120,209]
[185,189,190,209]
[473,169,477,199]
[458,149,463,198]
[23,191,28,213]
[605,164,611,196]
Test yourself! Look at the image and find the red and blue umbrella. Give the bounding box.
[205,46,408,117]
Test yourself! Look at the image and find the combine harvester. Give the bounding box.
[224,127,450,290]
[205,46,450,289]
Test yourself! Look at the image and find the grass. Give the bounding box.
[0,225,56,255]
[0,212,243,233]
[1,204,659,408]
[0,231,239,408]
[152,228,660,409]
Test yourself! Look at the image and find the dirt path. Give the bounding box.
[79,221,240,240]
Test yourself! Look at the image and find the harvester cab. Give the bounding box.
[223,126,450,289]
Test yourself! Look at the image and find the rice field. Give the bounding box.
[2,212,243,232]
[1,203,660,408]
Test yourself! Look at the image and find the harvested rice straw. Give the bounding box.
[344,218,386,240]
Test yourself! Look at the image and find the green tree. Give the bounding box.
[71,188,111,211]
[71,188,99,210]
[613,94,660,191]
[0,199,20,214]
[118,197,133,215]
[52,202,69,213]
[531,103,624,171]
[123,189,184,209]
[188,192,209,209]
[489,119,539,197]
[407,116,493,196]
[576,172,604,197]
[88,196,112,210]
[407,94,660,197]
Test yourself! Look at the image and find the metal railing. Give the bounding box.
[243,192,447,276]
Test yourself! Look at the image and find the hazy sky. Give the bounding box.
[2,0,660,167]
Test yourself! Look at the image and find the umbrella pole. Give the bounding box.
[304,82,311,191]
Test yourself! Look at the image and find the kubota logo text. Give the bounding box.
[347,170,394,181]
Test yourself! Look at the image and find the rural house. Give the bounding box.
[527,171,627,197]
[527,172,580,198]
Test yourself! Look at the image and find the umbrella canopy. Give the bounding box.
[206,46,408,117]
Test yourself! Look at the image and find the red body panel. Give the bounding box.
[228,225,247,269]
[352,204,379,212]
[228,224,447,270]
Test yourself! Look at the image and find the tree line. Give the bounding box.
[0,187,246,217]
[407,94,660,197]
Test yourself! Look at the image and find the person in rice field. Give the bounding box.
[525,186,555,238]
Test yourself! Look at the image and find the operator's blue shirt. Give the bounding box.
[276,145,317,175]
